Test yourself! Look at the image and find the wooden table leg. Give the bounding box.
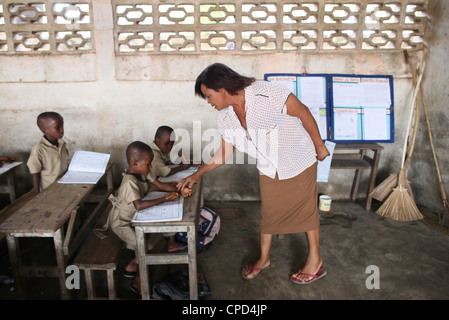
[187,224,198,300]
[350,150,366,201]
[6,171,17,202]
[6,234,24,298]
[365,149,382,211]
[135,226,150,300]
[53,229,69,300]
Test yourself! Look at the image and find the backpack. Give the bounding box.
[151,269,211,300]
[176,206,220,249]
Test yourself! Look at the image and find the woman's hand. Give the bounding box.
[316,144,330,161]
[177,172,199,191]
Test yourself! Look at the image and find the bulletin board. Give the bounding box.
[264,73,394,143]
[264,73,330,140]
[330,74,394,143]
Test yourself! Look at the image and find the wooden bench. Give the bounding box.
[72,202,124,300]
[0,189,35,243]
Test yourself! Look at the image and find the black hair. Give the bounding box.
[154,125,174,140]
[126,141,153,163]
[194,63,255,98]
[37,111,63,130]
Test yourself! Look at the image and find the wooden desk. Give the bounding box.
[132,178,202,300]
[330,143,383,211]
[0,162,114,299]
[0,162,22,203]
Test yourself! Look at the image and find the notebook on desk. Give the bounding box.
[132,191,184,223]
[58,150,110,184]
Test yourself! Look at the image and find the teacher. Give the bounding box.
[177,63,330,284]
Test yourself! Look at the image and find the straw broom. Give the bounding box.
[376,62,425,221]
[404,51,449,227]
[370,53,421,203]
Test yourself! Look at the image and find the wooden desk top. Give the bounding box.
[0,162,113,234]
[334,143,384,150]
[0,182,94,234]
[132,178,202,227]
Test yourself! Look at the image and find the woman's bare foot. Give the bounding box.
[292,256,323,282]
[242,259,271,279]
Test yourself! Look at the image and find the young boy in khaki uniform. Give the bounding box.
[27,112,69,194]
[104,141,190,295]
[150,125,193,178]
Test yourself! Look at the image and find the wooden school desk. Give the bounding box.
[132,178,202,300]
[330,143,383,211]
[0,162,114,299]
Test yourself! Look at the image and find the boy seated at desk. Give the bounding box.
[99,141,191,295]
[26,112,70,194]
[150,125,198,178]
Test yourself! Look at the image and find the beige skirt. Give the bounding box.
[259,162,319,234]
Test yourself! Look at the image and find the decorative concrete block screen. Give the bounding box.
[0,0,428,54]
[0,0,93,53]
[113,0,428,54]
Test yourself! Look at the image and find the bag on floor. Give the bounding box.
[176,206,220,249]
[151,269,211,300]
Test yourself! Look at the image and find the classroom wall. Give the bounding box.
[1,1,447,216]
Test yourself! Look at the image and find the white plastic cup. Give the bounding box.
[319,195,332,211]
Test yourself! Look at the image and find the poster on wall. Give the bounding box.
[265,73,394,143]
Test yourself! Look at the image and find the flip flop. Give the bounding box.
[290,267,327,285]
[241,263,270,280]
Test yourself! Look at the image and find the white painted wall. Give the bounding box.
[1,1,447,216]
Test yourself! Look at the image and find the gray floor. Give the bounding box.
[1,199,449,300]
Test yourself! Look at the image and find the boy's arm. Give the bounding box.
[168,163,191,176]
[132,192,179,211]
[31,173,40,194]
[151,179,178,193]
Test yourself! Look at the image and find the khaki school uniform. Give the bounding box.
[105,170,171,251]
[150,141,174,177]
[27,136,70,190]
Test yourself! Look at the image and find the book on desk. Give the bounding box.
[58,150,110,184]
[132,191,184,223]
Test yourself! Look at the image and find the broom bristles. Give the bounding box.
[371,174,397,201]
[375,169,423,221]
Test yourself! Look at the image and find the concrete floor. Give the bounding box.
[1,199,449,300]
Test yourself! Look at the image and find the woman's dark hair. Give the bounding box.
[195,63,256,98]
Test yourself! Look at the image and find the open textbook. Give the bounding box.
[58,151,110,184]
[132,191,184,223]
[0,161,22,175]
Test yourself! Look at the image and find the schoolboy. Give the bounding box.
[27,112,69,194]
[150,125,192,178]
[102,141,189,293]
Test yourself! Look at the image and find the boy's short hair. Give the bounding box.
[37,111,63,131]
[126,141,153,163]
[154,125,174,140]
